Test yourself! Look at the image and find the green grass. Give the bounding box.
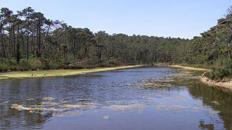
[0,65,143,80]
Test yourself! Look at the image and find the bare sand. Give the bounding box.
[169,65,210,71]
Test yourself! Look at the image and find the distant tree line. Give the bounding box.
[1,7,232,80]
[0,7,188,71]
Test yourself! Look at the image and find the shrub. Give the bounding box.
[206,59,232,80]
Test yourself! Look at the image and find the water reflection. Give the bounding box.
[188,81,232,130]
[0,68,231,130]
[0,79,53,130]
[199,120,214,130]
[0,68,172,129]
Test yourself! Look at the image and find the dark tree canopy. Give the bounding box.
[0,7,189,71]
[1,6,232,80]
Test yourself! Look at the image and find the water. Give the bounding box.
[0,67,232,130]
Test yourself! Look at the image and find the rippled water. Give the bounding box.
[0,67,232,130]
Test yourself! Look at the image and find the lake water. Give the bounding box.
[0,67,232,130]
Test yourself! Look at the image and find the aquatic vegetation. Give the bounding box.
[10,100,97,115]
[140,81,173,88]
[42,97,55,101]
[109,104,145,111]
[11,95,96,114]
[135,69,197,88]
[41,101,59,106]
[11,104,31,111]
[62,103,96,109]
[26,98,35,101]
[11,104,62,113]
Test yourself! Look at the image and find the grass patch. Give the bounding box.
[0,65,143,80]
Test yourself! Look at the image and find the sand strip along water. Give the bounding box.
[0,65,143,80]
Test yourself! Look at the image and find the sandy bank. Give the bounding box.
[158,64,232,91]
[200,76,232,91]
[169,65,210,71]
[169,65,232,91]
[171,65,232,91]
[0,65,143,80]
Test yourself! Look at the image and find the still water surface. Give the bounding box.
[0,67,232,130]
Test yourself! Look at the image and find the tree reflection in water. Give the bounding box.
[0,68,232,130]
[199,120,214,130]
[188,81,232,130]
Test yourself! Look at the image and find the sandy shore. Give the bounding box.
[166,64,232,91]
[168,65,210,71]
[200,76,232,91]
[1,63,231,91]
[0,65,143,80]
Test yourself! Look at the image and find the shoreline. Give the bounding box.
[157,64,232,91]
[0,65,143,80]
[1,63,232,91]
[153,63,210,71]
[200,76,232,91]
[169,64,232,91]
[168,65,210,72]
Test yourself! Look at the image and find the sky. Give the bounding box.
[0,0,231,39]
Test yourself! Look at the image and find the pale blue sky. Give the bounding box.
[0,0,231,38]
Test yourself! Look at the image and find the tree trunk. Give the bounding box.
[16,25,20,64]
[12,26,16,57]
[0,27,6,58]
[26,36,29,61]
[37,20,42,57]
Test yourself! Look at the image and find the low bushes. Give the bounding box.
[205,60,232,80]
